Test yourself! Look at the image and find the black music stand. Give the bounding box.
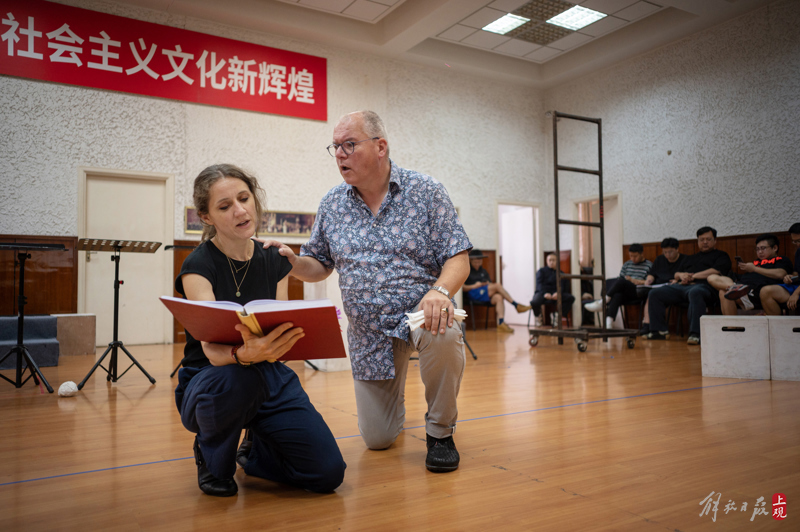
[0,242,66,393]
[77,239,161,390]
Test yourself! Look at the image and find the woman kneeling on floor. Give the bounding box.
[174,164,346,497]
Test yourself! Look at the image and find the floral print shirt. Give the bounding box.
[300,160,472,380]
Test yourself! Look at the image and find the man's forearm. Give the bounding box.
[690,268,720,280]
[752,266,787,280]
[433,251,470,296]
[290,255,333,283]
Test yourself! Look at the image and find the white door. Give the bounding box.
[579,195,623,327]
[79,170,174,346]
[498,204,536,325]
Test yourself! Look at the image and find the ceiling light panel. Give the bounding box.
[483,13,530,35]
[547,6,606,31]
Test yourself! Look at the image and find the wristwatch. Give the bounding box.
[430,285,451,299]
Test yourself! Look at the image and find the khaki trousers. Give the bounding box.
[352,321,466,449]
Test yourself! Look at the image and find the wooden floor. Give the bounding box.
[1,326,797,531]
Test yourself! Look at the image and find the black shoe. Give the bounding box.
[236,429,253,468]
[648,331,670,340]
[425,434,459,473]
[638,324,650,337]
[194,437,238,497]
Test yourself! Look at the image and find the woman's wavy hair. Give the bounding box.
[193,164,265,242]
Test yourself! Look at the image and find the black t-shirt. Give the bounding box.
[648,253,686,284]
[739,255,794,287]
[176,240,292,368]
[465,266,490,287]
[681,249,732,285]
[795,247,800,275]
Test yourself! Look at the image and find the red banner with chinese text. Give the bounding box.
[0,0,327,120]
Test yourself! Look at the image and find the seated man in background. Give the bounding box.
[647,226,731,345]
[585,243,652,329]
[759,223,800,315]
[530,253,575,327]
[707,233,792,315]
[638,238,686,336]
[463,249,531,333]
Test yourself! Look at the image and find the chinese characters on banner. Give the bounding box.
[0,0,326,120]
[699,492,787,522]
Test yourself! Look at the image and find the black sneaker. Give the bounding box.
[638,324,650,337]
[236,429,253,468]
[648,331,670,340]
[194,437,238,497]
[724,284,750,300]
[425,434,459,473]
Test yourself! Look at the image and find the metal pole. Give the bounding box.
[15,252,28,383]
[597,119,607,335]
[553,113,564,342]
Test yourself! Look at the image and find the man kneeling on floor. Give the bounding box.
[647,226,732,345]
[463,249,531,333]
[707,233,792,315]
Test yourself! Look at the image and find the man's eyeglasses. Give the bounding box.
[755,246,773,252]
[326,137,379,157]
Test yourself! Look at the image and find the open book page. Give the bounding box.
[241,298,337,315]
[160,295,244,312]
[159,295,346,360]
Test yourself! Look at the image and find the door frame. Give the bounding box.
[572,191,624,323]
[77,167,175,343]
[496,201,540,325]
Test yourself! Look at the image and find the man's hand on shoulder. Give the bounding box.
[253,237,297,265]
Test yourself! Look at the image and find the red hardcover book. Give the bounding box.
[160,296,346,361]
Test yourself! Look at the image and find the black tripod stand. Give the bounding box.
[0,243,65,393]
[77,239,161,390]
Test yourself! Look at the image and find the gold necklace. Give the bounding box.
[226,255,251,298]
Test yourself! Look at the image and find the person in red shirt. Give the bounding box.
[707,233,792,315]
[759,223,800,315]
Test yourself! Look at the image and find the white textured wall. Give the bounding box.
[542,0,800,250]
[0,0,543,252]
[1,0,798,255]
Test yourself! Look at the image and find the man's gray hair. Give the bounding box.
[359,110,388,140]
[343,110,389,158]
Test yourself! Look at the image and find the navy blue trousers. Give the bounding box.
[175,362,345,493]
[605,278,648,320]
[648,283,716,337]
